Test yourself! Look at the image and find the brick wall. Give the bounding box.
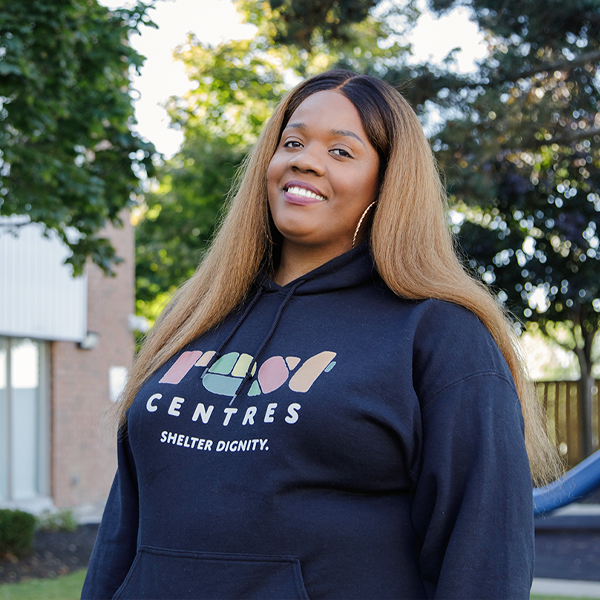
[50,216,134,508]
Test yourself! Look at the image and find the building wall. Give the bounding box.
[50,218,134,508]
[0,217,87,342]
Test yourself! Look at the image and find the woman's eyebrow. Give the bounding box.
[284,122,366,147]
[285,122,307,131]
[330,129,366,147]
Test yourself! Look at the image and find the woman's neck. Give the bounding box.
[273,241,351,286]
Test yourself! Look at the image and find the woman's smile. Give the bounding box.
[283,181,327,204]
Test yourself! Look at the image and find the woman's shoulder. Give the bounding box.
[411,297,491,336]
[406,298,518,407]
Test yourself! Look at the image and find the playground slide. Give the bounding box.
[533,448,600,516]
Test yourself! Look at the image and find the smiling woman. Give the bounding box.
[82,70,560,600]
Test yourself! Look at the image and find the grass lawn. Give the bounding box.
[0,573,593,600]
[531,597,595,600]
[0,569,86,600]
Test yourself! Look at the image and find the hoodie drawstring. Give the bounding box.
[201,285,265,380]
[229,279,304,404]
[200,279,305,405]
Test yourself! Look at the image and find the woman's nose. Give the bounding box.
[288,145,325,176]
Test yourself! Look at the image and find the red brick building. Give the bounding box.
[0,216,134,513]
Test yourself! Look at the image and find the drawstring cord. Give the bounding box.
[228,279,305,405]
[201,285,265,380]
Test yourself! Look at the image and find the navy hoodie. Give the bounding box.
[82,245,534,600]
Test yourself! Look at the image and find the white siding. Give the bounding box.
[0,217,87,341]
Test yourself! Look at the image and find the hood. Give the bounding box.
[257,242,378,296]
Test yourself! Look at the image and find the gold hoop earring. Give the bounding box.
[352,201,378,249]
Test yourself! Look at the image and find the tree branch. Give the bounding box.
[412,49,600,96]
[546,126,600,146]
[583,12,600,24]
[509,50,600,81]
[0,220,32,228]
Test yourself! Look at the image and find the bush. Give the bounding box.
[36,509,78,533]
[0,509,36,557]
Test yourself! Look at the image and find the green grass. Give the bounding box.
[0,573,592,600]
[531,596,595,600]
[0,569,86,600]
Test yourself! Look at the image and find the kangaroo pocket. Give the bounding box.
[113,545,310,600]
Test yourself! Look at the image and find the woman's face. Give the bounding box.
[267,90,380,257]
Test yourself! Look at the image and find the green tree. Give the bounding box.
[240,0,378,48]
[136,131,246,320]
[135,36,288,321]
[424,0,600,456]
[0,0,157,274]
[236,0,419,50]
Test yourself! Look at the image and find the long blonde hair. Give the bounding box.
[121,70,560,484]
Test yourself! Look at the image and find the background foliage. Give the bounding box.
[0,0,157,274]
[0,509,35,558]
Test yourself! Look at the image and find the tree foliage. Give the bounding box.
[135,36,289,318]
[136,131,245,317]
[422,0,600,455]
[0,0,157,274]
[237,0,385,48]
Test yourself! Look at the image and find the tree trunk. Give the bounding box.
[578,365,595,459]
[573,305,596,459]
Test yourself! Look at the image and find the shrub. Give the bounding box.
[36,508,78,532]
[0,508,36,557]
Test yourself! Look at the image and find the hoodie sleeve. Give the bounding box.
[412,375,534,599]
[81,424,139,600]
[410,304,534,599]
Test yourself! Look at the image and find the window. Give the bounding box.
[0,337,50,502]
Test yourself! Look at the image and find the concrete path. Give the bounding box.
[533,503,600,597]
[532,578,600,598]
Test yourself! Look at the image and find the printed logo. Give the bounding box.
[159,350,337,397]
[148,349,337,455]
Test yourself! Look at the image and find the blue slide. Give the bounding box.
[533,448,600,516]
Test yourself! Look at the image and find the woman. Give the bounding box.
[82,69,558,600]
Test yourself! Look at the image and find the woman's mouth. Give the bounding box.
[284,185,327,205]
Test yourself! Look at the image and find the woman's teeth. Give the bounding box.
[286,186,326,201]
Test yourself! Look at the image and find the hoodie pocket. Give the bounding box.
[112,545,310,600]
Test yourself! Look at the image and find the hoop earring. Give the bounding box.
[352,201,378,249]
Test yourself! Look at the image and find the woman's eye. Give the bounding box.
[331,148,352,158]
[283,140,302,148]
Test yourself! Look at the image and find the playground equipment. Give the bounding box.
[533,448,600,516]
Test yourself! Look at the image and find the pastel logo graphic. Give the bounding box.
[159,350,336,397]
